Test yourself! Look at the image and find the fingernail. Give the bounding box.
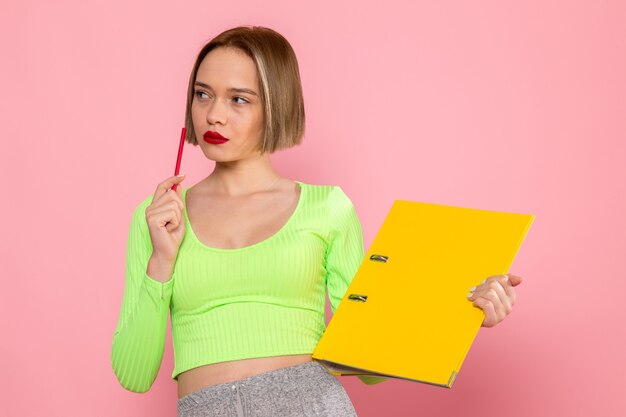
[480,279,486,284]
[466,292,474,298]
[177,173,185,177]
[469,286,476,292]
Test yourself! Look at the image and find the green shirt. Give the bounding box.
[111,181,386,392]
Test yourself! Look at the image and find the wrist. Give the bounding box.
[146,254,175,283]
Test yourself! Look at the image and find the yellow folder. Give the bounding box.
[312,199,534,388]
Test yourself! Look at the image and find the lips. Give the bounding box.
[204,130,229,141]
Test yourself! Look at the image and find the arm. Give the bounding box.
[110,196,174,393]
[325,187,389,386]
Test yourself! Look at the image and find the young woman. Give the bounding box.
[111,26,523,417]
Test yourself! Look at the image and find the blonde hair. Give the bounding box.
[184,26,305,154]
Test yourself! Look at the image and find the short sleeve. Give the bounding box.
[110,194,174,393]
[325,186,365,314]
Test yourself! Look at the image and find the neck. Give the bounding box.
[203,153,283,197]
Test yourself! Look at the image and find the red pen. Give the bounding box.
[171,127,186,192]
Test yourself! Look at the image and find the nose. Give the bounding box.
[206,96,228,125]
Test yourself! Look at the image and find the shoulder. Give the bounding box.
[134,193,155,214]
[297,181,353,203]
[298,182,358,225]
[128,193,155,228]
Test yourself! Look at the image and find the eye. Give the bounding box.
[233,96,249,105]
[194,90,209,100]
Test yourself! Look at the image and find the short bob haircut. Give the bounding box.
[184,26,305,154]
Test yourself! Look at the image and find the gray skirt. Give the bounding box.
[177,361,358,417]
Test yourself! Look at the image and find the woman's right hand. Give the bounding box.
[145,174,186,263]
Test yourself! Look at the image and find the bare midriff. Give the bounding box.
[177,354,313,399]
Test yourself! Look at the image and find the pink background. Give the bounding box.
[2,0,624,416]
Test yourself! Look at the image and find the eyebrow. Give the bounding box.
[194,81,259,97]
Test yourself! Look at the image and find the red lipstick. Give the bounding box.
[203,130,229,145]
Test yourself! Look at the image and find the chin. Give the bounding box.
[200,147,240,163]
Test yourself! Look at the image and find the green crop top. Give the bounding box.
[111,181,387,392]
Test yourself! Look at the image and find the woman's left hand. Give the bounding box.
[466,273,523,328]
